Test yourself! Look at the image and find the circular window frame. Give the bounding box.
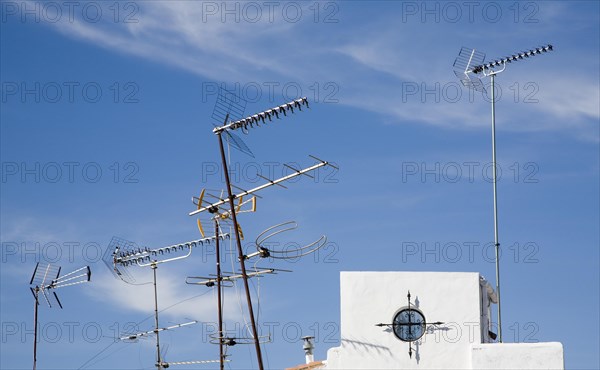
[392,307,426,342]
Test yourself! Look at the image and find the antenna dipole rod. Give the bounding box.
[216,127,265,370]
[490,73,502,343]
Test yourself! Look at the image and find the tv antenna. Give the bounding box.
[29,262,91,370]
[453,44,553,343]
[253,221,327,260]
[195,89,336,370]
[104,234,228,369]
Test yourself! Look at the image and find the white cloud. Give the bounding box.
[27,0,599,139]
[87,269,245,322]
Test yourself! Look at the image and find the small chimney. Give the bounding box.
[302,336,315,364]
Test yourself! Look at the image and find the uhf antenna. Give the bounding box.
[197,89,335,370]
[105,235,228,369]
[29,262,91,370]
[253,221,327,260]
[453,44,553,343]
[103,235,227,283]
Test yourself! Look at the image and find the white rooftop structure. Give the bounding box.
[287,271,563,370]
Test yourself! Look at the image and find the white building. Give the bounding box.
[287,271,564,370]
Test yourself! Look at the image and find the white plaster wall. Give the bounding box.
[325,272,483,369]
[470,343,564,369]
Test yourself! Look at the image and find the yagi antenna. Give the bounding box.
[162,359,230,367]
[213,97,309,134]
[105,235,228,370]
[157,339,227,369]
[453,45,552,92]
[453,43,554,343]
[120,320,198,341]
[29,262,91,370]
[103,235,229,284]
[190,156,336,216]
[186,267,291,287]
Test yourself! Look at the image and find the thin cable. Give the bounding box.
[227,228,258,370]
[251,258,271,369]
[229,230,253,339]
[252,259,262,325]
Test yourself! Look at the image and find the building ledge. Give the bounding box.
[285,360,325,370]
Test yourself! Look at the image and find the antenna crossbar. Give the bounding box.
[186,268,279,286]
[164,359,230,366]
[120,321,198,341]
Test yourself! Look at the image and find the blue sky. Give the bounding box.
[1,1,598,369]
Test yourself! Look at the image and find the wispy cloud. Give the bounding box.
[87,269,244,322]
[28,0,599,139]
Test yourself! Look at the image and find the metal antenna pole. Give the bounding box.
[490,72,502,343]
[454,44,553,343]
[152,262,163,370]
[29,262,91,369]
[32,288,39,370]
[216,128,265,370]
[215,220,225,370]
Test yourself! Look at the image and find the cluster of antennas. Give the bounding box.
[214,97,309,133]
[471,44,553,74]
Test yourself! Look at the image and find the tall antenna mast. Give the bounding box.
[29,262,91,370]
[453,44,553,343]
